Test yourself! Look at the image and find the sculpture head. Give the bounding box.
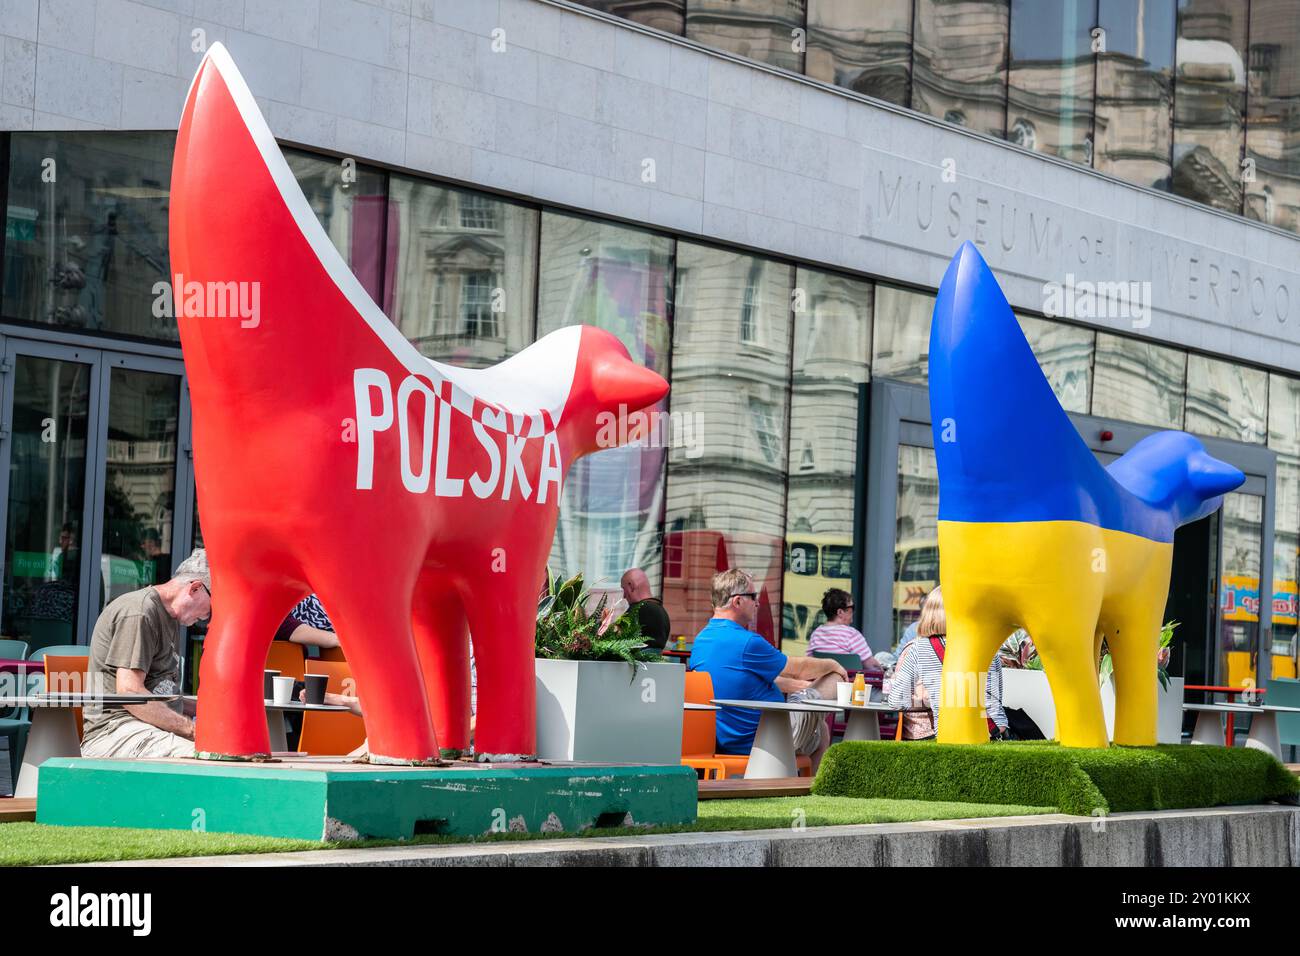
[561,326,669,458]
[1106,431,1245,527]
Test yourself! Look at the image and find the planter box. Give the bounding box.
[535,658,685,764]
[1101,676,1184,744]
[1004,669,1184,743]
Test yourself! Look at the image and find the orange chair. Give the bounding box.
[682,671,812,779]
[298,659,366,755]
[44,654,89,739]
[315,645,347,663]
[266,641,306,681]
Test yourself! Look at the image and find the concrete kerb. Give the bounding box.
[68,806,1300,867]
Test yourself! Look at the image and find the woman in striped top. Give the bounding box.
[886,586,1007,739]
[806,588,880,669]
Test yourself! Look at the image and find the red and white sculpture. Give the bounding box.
[170,44,669,762]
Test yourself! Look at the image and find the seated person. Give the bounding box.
[274,593,341,649]
[81,549,212,759]
[620,567,671,650]
[886,586,1007,739]
[806,587,879,669]
[689,569,847,772]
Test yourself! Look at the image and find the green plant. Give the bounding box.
[1099,620,1178,690]
[535,570,661,671]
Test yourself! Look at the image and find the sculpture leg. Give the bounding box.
[465,581,539,760]
[411,583,472,757]
[320,580,440,764]
[195,577,301,758]
[1107,603,1163,746]
[1035,626,1110,748]
[937,612,1008,745]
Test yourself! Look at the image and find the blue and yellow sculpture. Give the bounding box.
[929,242,1244,747]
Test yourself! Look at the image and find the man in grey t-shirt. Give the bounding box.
[81,549,212,759]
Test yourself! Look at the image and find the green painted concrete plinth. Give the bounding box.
[36,758,697,841]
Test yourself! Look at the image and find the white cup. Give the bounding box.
[272,675,295,706]
[836,681,853,706]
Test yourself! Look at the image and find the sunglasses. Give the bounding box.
[731,591,759,601]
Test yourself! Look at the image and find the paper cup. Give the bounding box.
[304,673,328,706]
[272,675,295,706]
[263,669,280,701]
[836,682,853,706]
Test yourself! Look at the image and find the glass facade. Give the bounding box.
[576,0,1300,237]
[912,0,1009,137]
[806,0,912,105]
[538,212,675,596]
[386,175,538,368]
[664,244,793,646]
[3,132,176,341]
[782,267,872,653]
[2,127,1299,688]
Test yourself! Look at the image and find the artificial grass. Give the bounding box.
[0,796,1052,865]
[811,740,1300,816]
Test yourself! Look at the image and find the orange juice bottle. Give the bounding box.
[851,673,866,706]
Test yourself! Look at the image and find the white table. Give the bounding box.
[263,700,352,752]
[3,693,177,797]
[1184,702,1264,746]
[813,700,915,741]
[684,703,719,712]
[711,698,837,779]
[1242,704,1300,760]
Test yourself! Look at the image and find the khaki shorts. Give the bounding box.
[786,686,826,755]
[81,717,195,759]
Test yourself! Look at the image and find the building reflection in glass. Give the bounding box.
[1269,372,1300,678]
[1094,0,1177,189]
[580,0,685,34]
[286,149,389,310]
[1245,0,1300,231]
[806,0,912,105]
[3,132,176,341]
[686,0,807,74]
[1017,313,1095,412]
[386,175,537,369]
[872,284,934,383]
[537,212,674,600]
[912,0,1010,136]
[893,444,939,650]
[1173,0,1247,213]
[1007,0,1097,165]
[1219,490,1263,687]
[782,267,871,654]
[665,243,793,644]
[1184,354,1268,444]
[1091,332,1186,428]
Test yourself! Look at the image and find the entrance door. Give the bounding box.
[863,379,1278,688]
[0,335,191,650]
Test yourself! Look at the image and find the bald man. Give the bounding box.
[621,568,672,650]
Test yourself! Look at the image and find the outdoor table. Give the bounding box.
[1,693,178,798]
[184,695,353,752]
[684,702,719,711]
[263,700,352,752]
[711,698,839,779]
[1185,685,1264,745]
[662,649,691,663]
[1242,704,1300,760]
[1184,702,1264,746]
[810,700,921,742]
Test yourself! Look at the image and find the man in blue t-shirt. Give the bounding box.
[689,569,847,771]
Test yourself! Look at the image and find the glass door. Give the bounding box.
[0,335,190,650]
[0,341,98,652]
